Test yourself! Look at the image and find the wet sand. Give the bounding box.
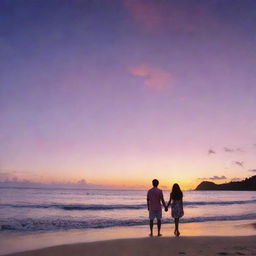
[1,220,255,256]
[5,236,256,256]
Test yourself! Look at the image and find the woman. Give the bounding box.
[166,183,184,236]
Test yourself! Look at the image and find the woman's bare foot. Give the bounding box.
[158,233,162,237]
[176,231,180,237]
[149,233,153,237]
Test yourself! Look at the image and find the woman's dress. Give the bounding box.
[171,200,184,218]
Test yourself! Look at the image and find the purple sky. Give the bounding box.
[0,0,256,189]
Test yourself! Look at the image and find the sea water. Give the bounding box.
[0,187,255,233]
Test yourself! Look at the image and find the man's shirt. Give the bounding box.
[147,187,164,211]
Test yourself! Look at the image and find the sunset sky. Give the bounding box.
[0,0,256,189]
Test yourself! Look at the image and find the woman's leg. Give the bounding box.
[174,218,180,236]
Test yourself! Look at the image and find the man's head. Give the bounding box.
[152,179,159,187]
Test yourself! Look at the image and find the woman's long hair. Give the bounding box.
[171,183,183,200]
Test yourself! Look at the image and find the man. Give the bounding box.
[147,179,166,236]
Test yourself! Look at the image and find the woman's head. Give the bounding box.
[171,183,183,200]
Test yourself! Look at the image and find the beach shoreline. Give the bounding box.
[4,236,256,256]
[1,220,255,255]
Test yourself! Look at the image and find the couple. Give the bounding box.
[147,179,184,237]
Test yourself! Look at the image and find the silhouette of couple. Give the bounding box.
[147,179,184,237]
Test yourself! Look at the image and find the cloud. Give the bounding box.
[0,172,10,180]
[248,169,256,173]
[209,175,227,180]
[130,64,173,90]
[0,169,32,182]
[77,179,88,185]
[198,175,227,181]
[224,147,234,152]
[224,147,243,153]
[0,178,101,189]
[233,161,244,168]
[208,149,216,154]
[124,0,165,31]
[231,177,242,182]
[0,178,146,189]
[123,0,211,33]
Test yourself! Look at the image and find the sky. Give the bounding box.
[0,0,256,190]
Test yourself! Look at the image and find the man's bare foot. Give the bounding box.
[176,231,180,237]
[158,233,162,237]
[149,233,153,237]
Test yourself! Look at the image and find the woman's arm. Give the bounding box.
[166,194,171,208]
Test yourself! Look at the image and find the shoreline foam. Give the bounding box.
[0,219,255,255]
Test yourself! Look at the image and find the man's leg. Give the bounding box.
[149,220,153,236]
[157,219,162,236]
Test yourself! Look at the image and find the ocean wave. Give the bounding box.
[1,213,256,232]
[1,199,256,211]
[0,203,146,210]
[184,200,256,206]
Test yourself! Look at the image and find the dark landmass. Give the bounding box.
[195,175,256,191]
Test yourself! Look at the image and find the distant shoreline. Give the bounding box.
[195,175,256,191]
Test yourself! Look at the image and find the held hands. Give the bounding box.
[164,206,168,212]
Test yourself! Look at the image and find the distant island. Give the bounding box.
[195,175,256,191]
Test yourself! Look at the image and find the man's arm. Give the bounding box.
[147,191,150,211]
[160,191,166,209]
[147,198,150,211]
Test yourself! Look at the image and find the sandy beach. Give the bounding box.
[5,236,256,256]
[1,220,255,256]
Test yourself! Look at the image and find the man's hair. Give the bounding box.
[152,179,159,187]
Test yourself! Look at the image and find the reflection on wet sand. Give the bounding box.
[0,220,255,255]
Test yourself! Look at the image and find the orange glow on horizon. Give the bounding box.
[3,168,236,191]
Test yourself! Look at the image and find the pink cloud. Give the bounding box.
[124,0,166,31]
[130,64,174,90]
[124,0,210,33]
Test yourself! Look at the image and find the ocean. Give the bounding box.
[1,187,256,233]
